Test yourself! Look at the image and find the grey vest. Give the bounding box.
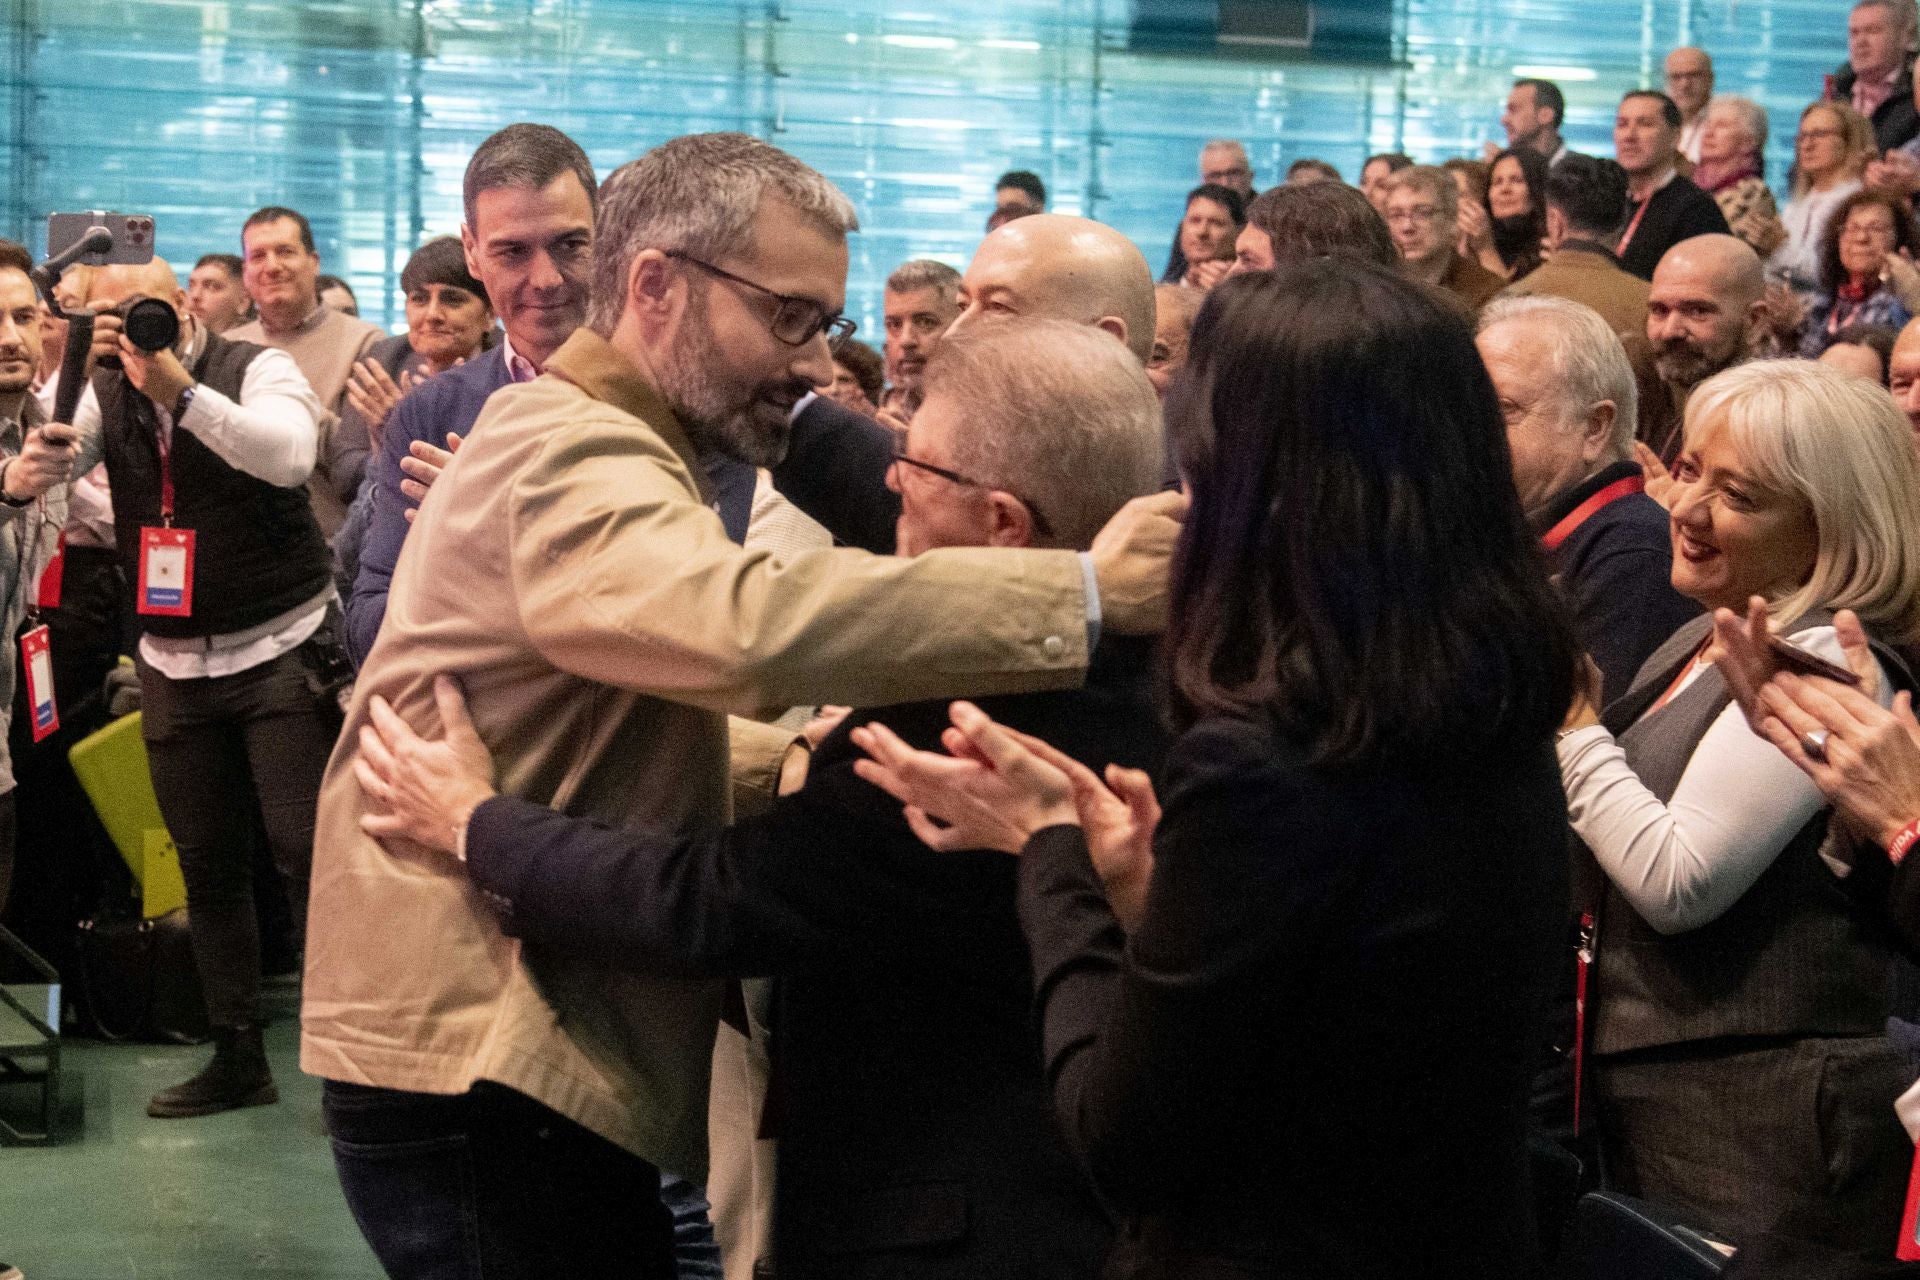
[1591,612,1896,1055]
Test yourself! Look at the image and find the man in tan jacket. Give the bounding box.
[303,132,1180,1277]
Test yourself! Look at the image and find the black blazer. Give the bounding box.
[771,393,901,554]
[464,638,1168,1279]
[1017,716,1570,1279]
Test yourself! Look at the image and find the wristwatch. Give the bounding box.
[0,458,31,508]
[172,382,198,422]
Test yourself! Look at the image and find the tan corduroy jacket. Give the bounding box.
[301,329,1091,1177]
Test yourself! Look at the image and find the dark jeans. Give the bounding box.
[138,639,339,1027]
[323,1079,677,1280]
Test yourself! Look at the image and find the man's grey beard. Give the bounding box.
[657,295,791,468]
[1655,341,1741,393]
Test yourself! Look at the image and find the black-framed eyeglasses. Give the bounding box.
[888,430,1054,539]
[664,250,857,351]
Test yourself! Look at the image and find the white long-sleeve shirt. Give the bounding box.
[1556,624,1894,935]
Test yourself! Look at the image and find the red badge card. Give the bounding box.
[34,531,64,611]
[137,526,194,617]
[20,624,56,742]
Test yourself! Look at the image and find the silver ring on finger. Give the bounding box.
[1801,729,1829,762]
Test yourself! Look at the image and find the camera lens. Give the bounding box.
[122,297,179,353]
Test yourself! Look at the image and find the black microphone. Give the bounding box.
[52,311,93,426]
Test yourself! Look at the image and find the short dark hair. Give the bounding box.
[1819,189,1920,293]
[1829,322,1900,385]
[400,235,490,307]
[1286,158,1343,183]
[1516,78,1566,128]
[833,338,886,405]
[463,123,599,230]
[1545,153,1632,239]
[1188,183,1248,224]
[242,206,314,255]
[1244,183,1397,269]
[1364,152,1414,177]
[1164,263,1579,762]
[194,252,243,280]
[1621,89,1683,130]
[995,170,1047,207]
[0,239,32,277]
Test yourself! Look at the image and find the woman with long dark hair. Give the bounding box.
[854,262,1580,1278]
[1460,147,1549,280]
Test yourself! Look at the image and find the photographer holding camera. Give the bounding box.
[10,253,345,1118]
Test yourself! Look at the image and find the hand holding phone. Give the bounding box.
[1764,632,1863,687]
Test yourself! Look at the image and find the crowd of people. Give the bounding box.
[12,3,1920,1278]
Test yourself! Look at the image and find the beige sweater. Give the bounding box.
[229,303,383,537]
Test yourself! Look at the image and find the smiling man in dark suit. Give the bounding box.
[351,318,1169,1280]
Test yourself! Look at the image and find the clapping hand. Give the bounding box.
[853,701,1162,929]
[399,432,464,523]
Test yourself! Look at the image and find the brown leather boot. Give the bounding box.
[147,1023,278,1118]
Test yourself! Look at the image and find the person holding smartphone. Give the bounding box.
[1554,358,1920,1258]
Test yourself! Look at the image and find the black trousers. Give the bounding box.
[323,1079,677,1280]
[138,639,340,1027]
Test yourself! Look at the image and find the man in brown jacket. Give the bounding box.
[303,132,1180,1277]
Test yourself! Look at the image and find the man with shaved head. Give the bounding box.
[948,213,1157,361]
[773,212,1161,548]
[1641,233,1768,456]
[11,252,337,1120]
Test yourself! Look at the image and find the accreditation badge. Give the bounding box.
[137,526,195,617]
[20,624,56,742]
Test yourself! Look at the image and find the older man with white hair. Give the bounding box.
[1478,296,1698,704]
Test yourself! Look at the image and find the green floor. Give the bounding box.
[0,986,381,1279]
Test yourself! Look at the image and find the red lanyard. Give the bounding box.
[156,422,174,525]
[1540,475,1645,552]
[1614,196,1654,258]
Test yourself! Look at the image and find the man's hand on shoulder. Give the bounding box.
[1090,489,1188,635]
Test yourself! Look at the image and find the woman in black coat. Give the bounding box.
[854,263,1581,1280]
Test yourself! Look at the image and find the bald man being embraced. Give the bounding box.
[773,213,1160,552]
[7,256,340,1120]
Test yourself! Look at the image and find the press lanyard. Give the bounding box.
[1540,475,1646,553]
[1613,197,1654,259]
[157,419,174,526]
